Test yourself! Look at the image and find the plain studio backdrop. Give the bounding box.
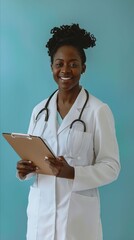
[0,0,134,239]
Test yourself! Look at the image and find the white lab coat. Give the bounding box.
[26,88,120,240]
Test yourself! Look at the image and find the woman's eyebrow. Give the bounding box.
[55,58,79,62]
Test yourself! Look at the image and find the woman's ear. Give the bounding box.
[81,64,86,74]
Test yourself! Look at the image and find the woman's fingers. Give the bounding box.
[45,156,63,166]
[17,160,37,177]
[44,156,64,176]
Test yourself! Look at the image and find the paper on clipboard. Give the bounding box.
[2,132,56,175]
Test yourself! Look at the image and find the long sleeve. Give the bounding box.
[72,104,120,191]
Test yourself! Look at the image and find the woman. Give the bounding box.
[17,24,120,240]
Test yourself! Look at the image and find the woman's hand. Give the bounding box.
[43,156,74,179]
[17,160,37,179]
[17,157,74,179]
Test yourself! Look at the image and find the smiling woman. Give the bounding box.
[16,23,120,240]
[51,45,85,96]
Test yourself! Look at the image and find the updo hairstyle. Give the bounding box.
[46,23,96,64]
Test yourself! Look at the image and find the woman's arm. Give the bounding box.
[72,105,120,191]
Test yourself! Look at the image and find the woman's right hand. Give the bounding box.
[16,160,37,179]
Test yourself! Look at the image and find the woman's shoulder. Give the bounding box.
[89,93,107,109]
[32,90,58,114]
[88,93,114,118]
[32,98,48,115]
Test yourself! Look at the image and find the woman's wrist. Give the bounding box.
[68,166,75,179]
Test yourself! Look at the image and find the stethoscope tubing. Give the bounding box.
[35,89,89,132]
[35,89,58,121]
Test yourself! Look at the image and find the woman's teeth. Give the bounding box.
[61,77,71,80]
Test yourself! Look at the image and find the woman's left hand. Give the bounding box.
[42,156,74,179]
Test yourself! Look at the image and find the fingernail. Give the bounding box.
[44,156,48,160]
[28,161,32,163]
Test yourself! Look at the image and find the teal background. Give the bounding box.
[0,0,134,239]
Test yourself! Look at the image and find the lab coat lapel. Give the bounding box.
[57,88,89,135]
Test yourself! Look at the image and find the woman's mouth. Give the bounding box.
[60,77,72,82]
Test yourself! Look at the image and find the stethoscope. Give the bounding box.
[35,89,89,132]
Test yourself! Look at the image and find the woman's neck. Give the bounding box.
[58,86,81,104]
[57,86,82,118]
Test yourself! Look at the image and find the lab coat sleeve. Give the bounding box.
[27,108,36,135]
[17,109,36,181]
[16,172,35,181]
[24,109,37,180]
[72,104,120,191]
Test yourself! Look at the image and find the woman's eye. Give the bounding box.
[70,63,78,68]
[55,63,63,68]
[54,62,79,68]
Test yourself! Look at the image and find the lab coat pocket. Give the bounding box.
[26,186,40,240]
[66,129,92,158]
[66,192,100,240]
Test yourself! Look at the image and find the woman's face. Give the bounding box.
[51,45,86,92]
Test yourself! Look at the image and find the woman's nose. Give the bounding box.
[61,64,71,73]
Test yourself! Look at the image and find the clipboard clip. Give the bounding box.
[11,133,32,140]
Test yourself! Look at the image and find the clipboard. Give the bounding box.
[2,132,56,175]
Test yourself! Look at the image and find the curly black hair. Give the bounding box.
[46,23,96,64]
